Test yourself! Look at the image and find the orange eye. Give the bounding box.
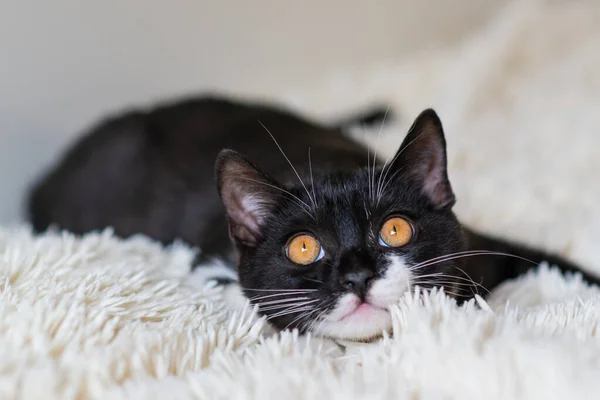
[378,217,414,248]
[286,234,324,265]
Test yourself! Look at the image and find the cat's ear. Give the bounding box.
[216,149,280,247]
[389,109,455,209]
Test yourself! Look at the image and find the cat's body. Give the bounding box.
[28,96,599,340]
[29,97,376,263]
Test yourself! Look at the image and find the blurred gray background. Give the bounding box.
[0,0,503,223]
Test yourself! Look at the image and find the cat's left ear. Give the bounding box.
[389,109,455,209]
[216,150,281,247]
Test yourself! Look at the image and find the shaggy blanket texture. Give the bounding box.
[4,0,600,398]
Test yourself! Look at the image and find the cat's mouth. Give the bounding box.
[309,259,412,340]
[339,301,387,322]
[313,293,392,340]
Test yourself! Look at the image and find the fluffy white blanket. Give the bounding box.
[4,0,600,398]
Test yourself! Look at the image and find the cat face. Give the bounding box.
[216,109,467,340]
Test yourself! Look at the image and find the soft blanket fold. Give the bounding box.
[1,227,600,399]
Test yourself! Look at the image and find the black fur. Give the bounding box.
[27,95,599,337]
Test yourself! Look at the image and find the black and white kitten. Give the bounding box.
[28,96,599,340]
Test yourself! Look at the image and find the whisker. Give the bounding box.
[308,309,329,333]
[259,300,318,312]
[411,251,537,272]
[308,147,318,208]
[452,266,491,295]
[258,120,317,210]
[406,272,445,279]
[411,250,534,271]
[249,291,315,301]
[267,305,315,320]
[372,105,390,203]
[376,146,397,204]
[307,299,334,333]
[366,140,372,204]
[265,302,314,316]
[376,131,426,204]
[406,250,535,298]
[300,276,324,284]
[376,164,408,206]
[441,290,469,298]
[259,304,312,313]
[414,284,469,298]
[362,120,370,203]
[408,270,488,295]
[284,307,320,331]
[244,288,318,292]
[256,297,311,306]
[411,279,480,290]
[410,250,493,268]
[376,157,392,204]
[413,277,477,288]
[424,270,490,296]
[362,116,373,223]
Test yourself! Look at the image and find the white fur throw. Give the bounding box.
[4,0,600,398]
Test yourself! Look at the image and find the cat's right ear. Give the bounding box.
[216,149,280,247]
[388,109,455,210]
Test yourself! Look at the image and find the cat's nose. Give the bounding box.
[341,269,374,297]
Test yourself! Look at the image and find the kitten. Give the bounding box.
[28,95,599,340]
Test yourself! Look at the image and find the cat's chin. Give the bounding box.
[312,293,392,340]
[313,310,391,340]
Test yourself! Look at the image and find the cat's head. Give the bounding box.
[216,109,467,340]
